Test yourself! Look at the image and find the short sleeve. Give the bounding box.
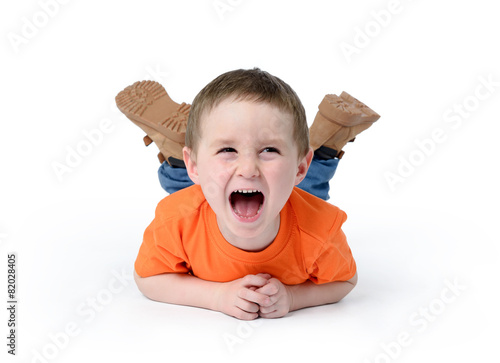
[307,212,357,284]
[134,211,190,278]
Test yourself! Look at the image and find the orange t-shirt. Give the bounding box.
[135,185,356,285]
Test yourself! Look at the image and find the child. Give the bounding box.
[116,68,379,320]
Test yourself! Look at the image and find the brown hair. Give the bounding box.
[186,68,309,158]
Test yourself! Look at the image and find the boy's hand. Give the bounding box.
[255,277,293,319]
[215,274,272,320]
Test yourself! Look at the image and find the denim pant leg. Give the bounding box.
[297,157,339,201]
[157,157,339,201]
[158,162,194,194]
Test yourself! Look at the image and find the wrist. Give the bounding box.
[286,284,299,312]
[211,282,225,312]
[285,280,317,312]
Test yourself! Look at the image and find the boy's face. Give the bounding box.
[184,97,312,251]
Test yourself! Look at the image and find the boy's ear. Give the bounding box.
[294,147,314,185]
[183,147,200,184]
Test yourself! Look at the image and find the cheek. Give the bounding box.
[267,163,298,190]
[199,161,233,194]
[200,177,224,205]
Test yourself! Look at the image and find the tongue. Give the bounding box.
[232,193,263,218]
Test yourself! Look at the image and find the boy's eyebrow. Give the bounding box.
[208,137,288,148]
[208,138,235,147]
[259,138,287,146]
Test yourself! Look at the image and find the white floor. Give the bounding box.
[2,1,499,362]
[12,198,499,362]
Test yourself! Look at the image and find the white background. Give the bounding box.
[1,0,499,362]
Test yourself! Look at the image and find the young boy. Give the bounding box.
[116,68,379,320]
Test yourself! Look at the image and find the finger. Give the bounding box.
[259,310,286,319]
[258,304,277,315]
[242,274,271,288]
[263,294,279,306]
[237,298,260,313]
[233,308,259,321]
[256,273,272,280]
[255,282,279,296]
[238,288,271,306]
[252,289,277,307]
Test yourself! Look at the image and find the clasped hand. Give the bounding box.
[215,273,292,320]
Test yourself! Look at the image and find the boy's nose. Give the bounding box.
[236,154,260,179]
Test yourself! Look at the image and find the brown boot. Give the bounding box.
[309,92,380,158]
[115,80,190,165]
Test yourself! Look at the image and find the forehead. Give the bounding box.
[200,97,294,141]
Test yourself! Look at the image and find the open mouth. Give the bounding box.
[230,189,264,220]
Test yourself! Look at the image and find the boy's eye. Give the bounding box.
[262,147,280,154]
[218,147,236,153]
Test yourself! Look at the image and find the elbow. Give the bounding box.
[338,272,358,302]
[134,270,152,299]
[348,271,358,288]
[134,270,180,303]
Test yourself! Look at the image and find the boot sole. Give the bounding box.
[318,91,380,127]
[309,91,380,150]
[115,80,190,143]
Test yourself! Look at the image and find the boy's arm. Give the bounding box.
[134,270,272,320]
[289,272,358,311]
[257,273,358,318]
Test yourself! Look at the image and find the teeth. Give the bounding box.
[235,189,259,194]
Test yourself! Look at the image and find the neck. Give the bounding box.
[217,215,280,252]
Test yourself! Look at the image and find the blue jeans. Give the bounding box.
[158,156,339,201]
